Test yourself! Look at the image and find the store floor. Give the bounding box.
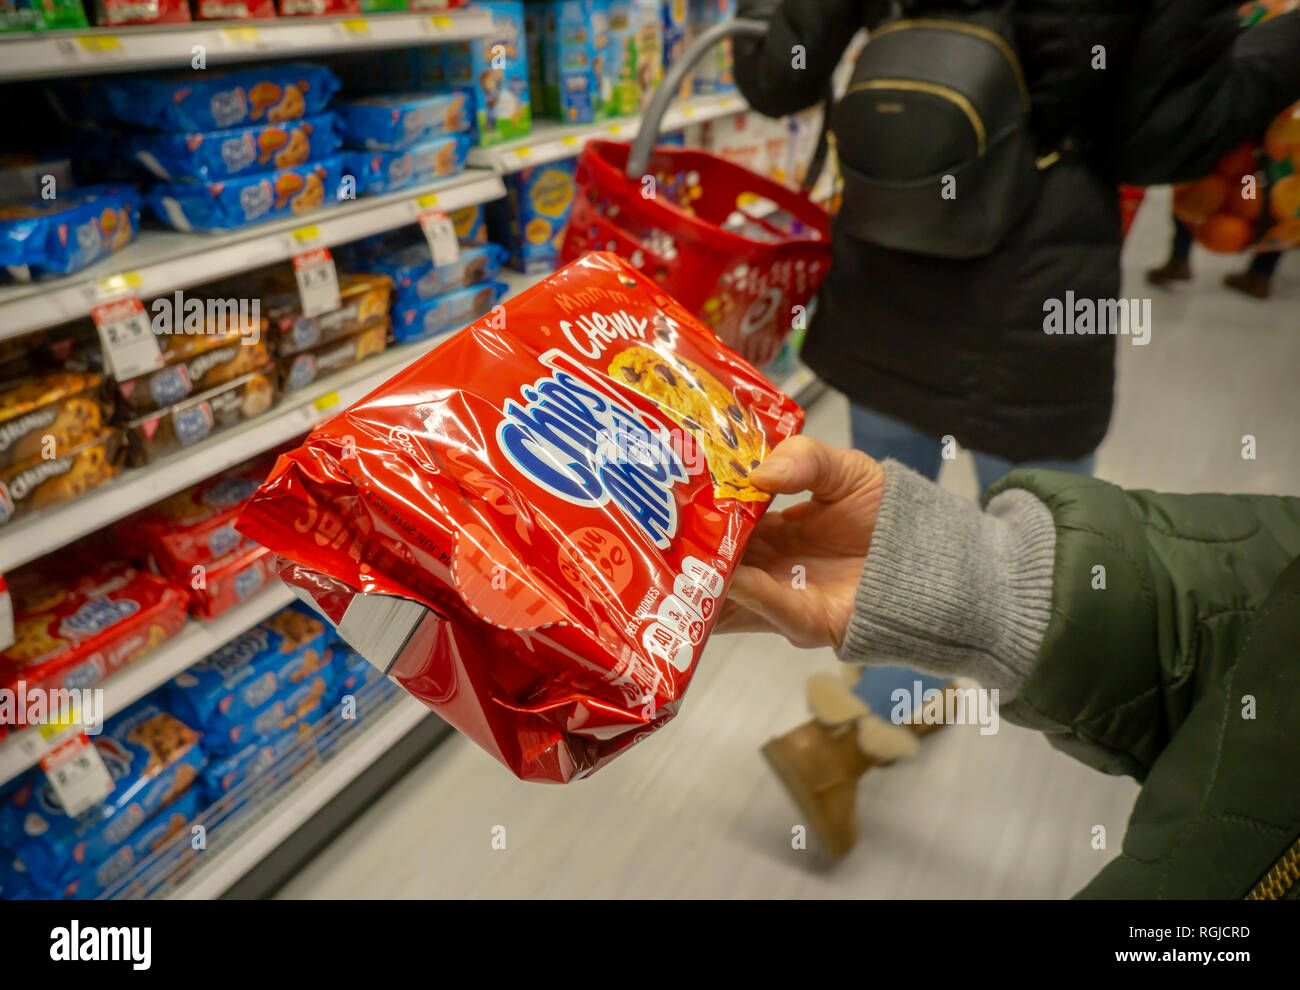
[279,188,1300,899]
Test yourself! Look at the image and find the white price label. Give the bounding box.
[293,248,342,318]
[40,733,113,819]
[418,209,460,267]
[91,297,163,380]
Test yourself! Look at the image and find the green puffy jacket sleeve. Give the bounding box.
[984,470,1300,781]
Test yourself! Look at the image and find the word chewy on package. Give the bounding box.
[237,253,803,782]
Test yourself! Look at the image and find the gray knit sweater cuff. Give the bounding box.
[838,460,1057,701]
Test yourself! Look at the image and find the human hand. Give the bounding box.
[716,435,885,649]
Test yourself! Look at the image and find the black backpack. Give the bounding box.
[830,1,1054,258]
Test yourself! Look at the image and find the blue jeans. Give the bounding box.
[848,403,1096,493]
[846,403,1095,716]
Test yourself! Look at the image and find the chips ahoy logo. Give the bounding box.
[58,599,139,641]
[496,348,688,549]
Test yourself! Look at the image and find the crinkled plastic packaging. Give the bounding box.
[237,252,803,782]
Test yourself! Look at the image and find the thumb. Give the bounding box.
[750,435,882,503]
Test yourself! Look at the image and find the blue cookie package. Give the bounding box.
[0,185,139,280]
[201,695,329,800]
[336,648,388,703]
[61,786,203,901]
[94,63,340,133]
[335,204,485,267]
[336,91,470,151]
[0,856,36,900]
[318,651,399,759]
[342,135,471,196]
[167,601,334,739]
[128,114,341,183]
[200,664,339,756]
[0,699,206,892]
[370,241,506,307]
[391,279,509,343]
[150,157,342,232]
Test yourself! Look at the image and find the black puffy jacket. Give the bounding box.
[735,1,1300,462]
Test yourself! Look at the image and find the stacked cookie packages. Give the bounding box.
[236,253,804,782]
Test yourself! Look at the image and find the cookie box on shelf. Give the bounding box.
[0,428,124,527]
[0,371,108,471]
[0,563,189,734]
[390,279,508,343]
[127,115,341,183]
[149,158,342,233]
[122,366,278,466]
[278,321,390,394]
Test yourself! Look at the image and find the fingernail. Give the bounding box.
[751,455,791,483]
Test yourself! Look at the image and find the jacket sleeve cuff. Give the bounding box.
[837,459,1058,700]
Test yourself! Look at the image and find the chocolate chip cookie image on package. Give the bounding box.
[608,344,770,502]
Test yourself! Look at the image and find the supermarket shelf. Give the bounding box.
[168,693,431,899]
[469,93,747,173]
[0,9,492,82]
[0,281,556,782]
[0,168,506,342]
[0,269,544,575]
[0,582,295,788]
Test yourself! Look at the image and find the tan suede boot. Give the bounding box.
[762,671,924,859]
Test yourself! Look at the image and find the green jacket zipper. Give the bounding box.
[1246,836,1300,899]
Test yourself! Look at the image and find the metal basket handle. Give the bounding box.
[625,18,770,179]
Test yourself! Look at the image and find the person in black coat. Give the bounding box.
[734,0,1300,481]
[733,0,1300,858]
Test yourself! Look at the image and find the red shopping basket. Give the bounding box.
[1119,185,1145,241]
[559,19,832,368]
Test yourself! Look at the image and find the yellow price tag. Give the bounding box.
[562,136,579,147]
[608,125,623,136]
[98,271,142,295]
[682,106,696,118]
[341,18,370,35]
[78,35,123,53]
[516,146,533,158]
[39,706,81,739]
[429,15,453,29]
[223,26,260,43]
[313,391,340,413]
[291,225,321,244]
[415,193,440,208]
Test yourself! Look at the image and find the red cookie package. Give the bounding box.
[117,456,273,583]
[0,563,189,738]
[237,252,803,782]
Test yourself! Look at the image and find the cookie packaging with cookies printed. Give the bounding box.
[0,698,205,897]
[236,252,802,782]
[0,563,189,740]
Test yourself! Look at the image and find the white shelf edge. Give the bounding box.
[0,582,295,788]
[0,169,506,342]
[0,9,493,82]
[168,693,429,900]
[776,365,819,404]
[469,94,747,174]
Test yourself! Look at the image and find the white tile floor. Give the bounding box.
[279,187,1299,899]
